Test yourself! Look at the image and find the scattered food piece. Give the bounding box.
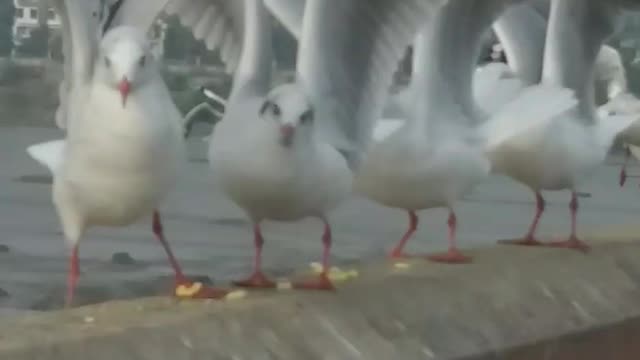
[309,262,323,274]
[277,281,293,290]
[175,282,203,298]
[307,263,358,283]
[394,262,410,270]
[225,290,248,301]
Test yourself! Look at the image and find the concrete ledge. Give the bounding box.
[2,239,640,359]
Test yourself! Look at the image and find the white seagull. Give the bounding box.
[592,45,640,187]
[493,0,638,251]
[26,0,226,306]
[510,2,640,188]
[353,0,578,262]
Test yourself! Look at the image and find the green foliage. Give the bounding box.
[0,1,15,56]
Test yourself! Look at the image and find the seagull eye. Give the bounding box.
[299,109,314,124]
[104,57,111,67]
[271,103,281,117]
[139,56,146,67]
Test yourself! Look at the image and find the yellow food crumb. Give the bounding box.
[394,262,410,269]
[277,281,293,290]
[175,282,203,298]
[310,262,359,282]
[225,290,248,301]
[309,262,323,274]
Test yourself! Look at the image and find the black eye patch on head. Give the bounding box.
[259,101,272,116]
[300,108,314,124]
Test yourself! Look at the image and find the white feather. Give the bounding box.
[296,0,447,164]
[481,84,577,151]
[26,140,66,175]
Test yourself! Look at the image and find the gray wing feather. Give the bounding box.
[493,3,546,84]
[412,0,526,127]
[297,0,448,156]
[542,0,622,120]
[54,0,103,129]
[264,0,305,38]
[109,0,245,73]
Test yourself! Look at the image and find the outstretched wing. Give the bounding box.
[264,0,305,38]
[542,0,622,122]
[493,2,546,84]
[53,0,104,129]
[297,0,448,164]
[107,0,244,73]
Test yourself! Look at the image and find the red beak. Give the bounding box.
[280,124,295,146]
[118,78,131,107]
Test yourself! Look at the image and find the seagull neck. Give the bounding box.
[231,0,272,99]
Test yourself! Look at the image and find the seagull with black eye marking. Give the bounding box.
[211,79,352,290]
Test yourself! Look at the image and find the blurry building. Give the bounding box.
[12,0,61,48]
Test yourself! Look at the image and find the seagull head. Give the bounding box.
[98,26,154,108]
[260,84,315,148]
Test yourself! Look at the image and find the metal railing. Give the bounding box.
[183,87,227,139]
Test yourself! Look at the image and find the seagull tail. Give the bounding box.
[26,139,66,175]
[597,113,638,151]
[481,84,578,152]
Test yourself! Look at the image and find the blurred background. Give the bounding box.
[0,1,639,131]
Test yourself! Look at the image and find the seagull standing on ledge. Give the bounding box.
[494,0,637,251]
[27,0,227,306]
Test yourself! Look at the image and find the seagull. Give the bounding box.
[353,0,578,262]
[510,2,640,188]
[494,0,637,251]
[26,0,227,306]
[592,45,640,187]
[205,0,448,289]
